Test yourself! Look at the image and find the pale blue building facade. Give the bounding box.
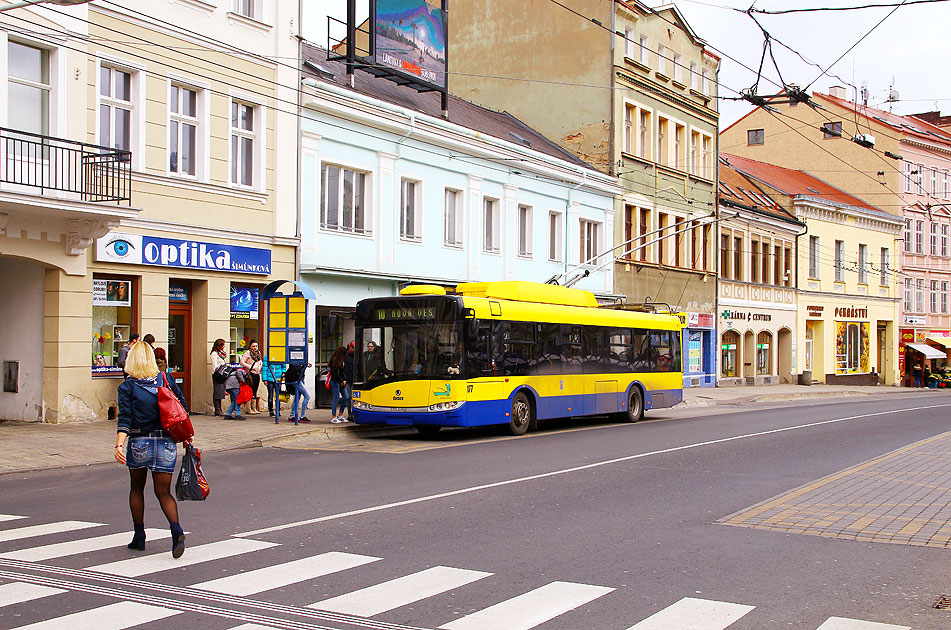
[298,50,620,374]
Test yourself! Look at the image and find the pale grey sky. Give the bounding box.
[303,0,951,129]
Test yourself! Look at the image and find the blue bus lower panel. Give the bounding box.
[353,387,683,428]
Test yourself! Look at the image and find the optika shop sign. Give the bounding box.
[95,233,271,275]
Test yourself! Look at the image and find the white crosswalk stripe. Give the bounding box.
[623,596,755,630]
[438,580,615,630]
[8,600,180,629]
[310,565,492,617]
[192,551,381,596]
[815,618,911,630]
[0,529,170,562]
[0,515,27,523]
[86,538,278,577]
[0,521,103,543]
[0,582,66,607]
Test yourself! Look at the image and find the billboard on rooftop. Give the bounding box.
[374,0,447,89]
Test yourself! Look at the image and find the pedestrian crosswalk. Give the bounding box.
[0,513,915,630]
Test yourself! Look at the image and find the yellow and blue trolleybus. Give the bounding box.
[351,281,683,436]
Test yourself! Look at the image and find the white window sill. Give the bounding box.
[226,11,272,34]
[319,226,373,238]
[400,236,423,244]
[443,242,464,250]
[171,0,216,15]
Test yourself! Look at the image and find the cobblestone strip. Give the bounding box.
[719,431,951,548]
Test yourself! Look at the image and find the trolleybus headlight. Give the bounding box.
[352,400,373,410]
[428,401,464,412]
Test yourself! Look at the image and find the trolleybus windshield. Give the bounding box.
[356,299,465,384]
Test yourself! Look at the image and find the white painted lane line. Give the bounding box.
[192,551,381,596]
[235,404,951,537]
[816,617,910,630]
[0,529,170,562]
[623,597,755,629]
[9,600,180,629]
[438,580,615,630]
[0,521,104,543]
[86,539,278,577]
[0,515,26,523]
[311,565,492,617]
[0,582,65,607]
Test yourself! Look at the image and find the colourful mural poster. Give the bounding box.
[835,321,870,375]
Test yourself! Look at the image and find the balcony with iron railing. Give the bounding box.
[0,127,132,204]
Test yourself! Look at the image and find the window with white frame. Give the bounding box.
[656,116,667,165]
[903,218,911,252]
[580,219,600,265]
[169,84,198,176]
[549,211,563,262]
[517,204,532,257]
[689,61,698,90]
[858,244,868,284]
[443,188,463,246]
[834,240,845,282]
[809,235,819,278]
[623,104,633,154]
[943,281,949,314]
[8,40,50,137]
[904,278,913,311]
[931,280,939,313]
[932,168,939,197]
[916,278,924,312]
[915,220,924,253]
[672,53,683,83]
[99,66,132,152]
[701,135,712,179]
[916,164,925,194]
[657,44,667,75]
[880,247,888,286]
[638,109,650,159]
[944,170,949,199]
[320,164,368,234]
[400,178,421,241]
[230,100,256,187]
[932,222,939,255]
[701,67,711,95]
[903,162,914,193]
[639,35,649,65]
[943,224,949,256]
[483,197,500,253]
[233,0,261,20]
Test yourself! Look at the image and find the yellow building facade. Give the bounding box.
[0,2,299,422]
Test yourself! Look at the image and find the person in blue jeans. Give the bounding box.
[223,366,249,420]
[261,359,286,417]
[284,362,311,423]
[328,346,348,423]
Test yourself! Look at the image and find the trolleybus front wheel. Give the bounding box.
[624,387,644,422]
[509,392,533,436]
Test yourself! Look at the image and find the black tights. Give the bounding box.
[128,468,179,527]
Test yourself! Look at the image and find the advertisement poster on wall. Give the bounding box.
[375,0,447,88]
[93,279,132,307]
[835,321,870,375]
[230,286,259,319]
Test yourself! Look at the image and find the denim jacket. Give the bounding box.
[117,373,188,436]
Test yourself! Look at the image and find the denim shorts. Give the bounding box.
[126,432,177,474]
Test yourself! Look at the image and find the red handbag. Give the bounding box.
[158,372,194,443]
[236,382,253,405]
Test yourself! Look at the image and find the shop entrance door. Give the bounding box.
[168,305,191,406]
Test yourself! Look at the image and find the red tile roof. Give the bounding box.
[721,153,897,220]
[814,93,951,147]
[718,158,797,223]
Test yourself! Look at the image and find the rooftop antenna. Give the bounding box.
[887,76,899,112]
[860,80,869,107]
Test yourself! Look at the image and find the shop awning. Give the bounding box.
[927,337,951,348]
[907,343,946,359]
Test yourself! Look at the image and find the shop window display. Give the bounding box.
[721,330,739,377]
[835,321,869,374]
[92,276,135,375]
[756,331,772,375]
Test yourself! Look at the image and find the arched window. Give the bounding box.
[721,330,739,377]
[756,331,772,375]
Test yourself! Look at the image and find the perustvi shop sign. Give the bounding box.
[96,232,271,275]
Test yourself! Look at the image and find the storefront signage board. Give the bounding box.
[96,232,271,275]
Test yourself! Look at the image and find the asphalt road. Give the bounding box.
[2,393,950,630]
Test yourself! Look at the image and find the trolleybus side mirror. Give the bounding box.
[466,316,480,339]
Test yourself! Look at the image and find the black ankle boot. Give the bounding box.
[128,524,146,550]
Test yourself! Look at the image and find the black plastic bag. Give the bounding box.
[175,443,210,501]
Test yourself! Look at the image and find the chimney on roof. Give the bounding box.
[828,85,847,100]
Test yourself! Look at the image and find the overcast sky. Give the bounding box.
[303,0,951,129]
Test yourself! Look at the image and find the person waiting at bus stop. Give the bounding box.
[284,362,311,423]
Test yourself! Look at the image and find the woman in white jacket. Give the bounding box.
[210,338,227,416]
[240,339,264,414]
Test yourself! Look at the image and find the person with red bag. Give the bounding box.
[114,341,189,559]
[223,365,251,420]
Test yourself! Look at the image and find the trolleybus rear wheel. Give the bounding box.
[625,387,644,422]
[509,392,533,436]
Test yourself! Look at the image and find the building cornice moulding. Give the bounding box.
[119,217,298,247]
[132,171,270,205]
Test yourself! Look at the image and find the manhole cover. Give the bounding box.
[933,595,951,609]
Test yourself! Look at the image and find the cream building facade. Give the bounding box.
[0,0,299,422]
[724,154,902,385]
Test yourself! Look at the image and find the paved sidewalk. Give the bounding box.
[0,384,940,475]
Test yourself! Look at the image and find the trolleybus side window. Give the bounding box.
[582,326,607,374]
[631,329,650,370]
[500,321,535,376]
[609,328,633,372]
[467,323,494,378]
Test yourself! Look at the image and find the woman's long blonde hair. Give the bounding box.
[125,341,159,379]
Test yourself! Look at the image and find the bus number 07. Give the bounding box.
[467,384,474,393]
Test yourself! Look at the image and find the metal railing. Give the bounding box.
[0,127,132,204]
